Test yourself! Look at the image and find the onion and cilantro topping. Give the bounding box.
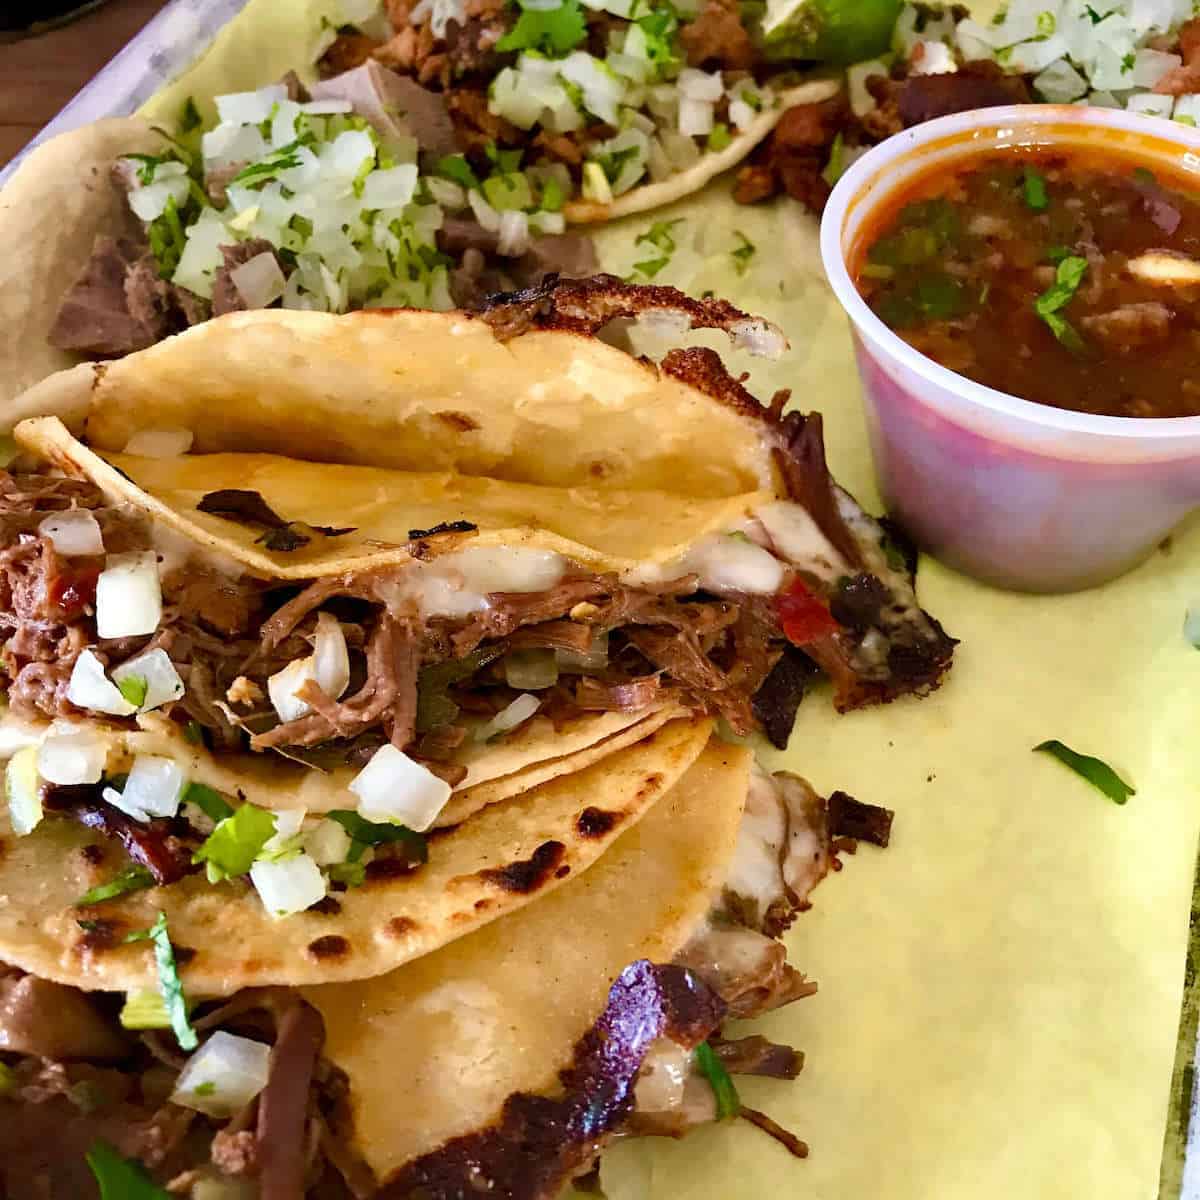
[111,649,186,713]
[1033,739,1135,804]
[250,852,329,918]
[103,755,188,823]
[36,509,104,558]
[123,910,198,1050]
[66,649,138,717]
[36,725,108,786]
[348,743,452,830]
[95,551,162,639]
[193,801,278,883]
[171,1031,272,1117]
[869,0,1200,122]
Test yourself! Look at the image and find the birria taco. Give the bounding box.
[0,713,893,1197]
[0,0,841,390]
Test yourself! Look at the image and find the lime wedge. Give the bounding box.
[759,0,903,64]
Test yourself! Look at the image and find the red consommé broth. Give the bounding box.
[852,143,1200,418]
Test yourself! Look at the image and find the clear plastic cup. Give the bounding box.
[820,104,1200,593]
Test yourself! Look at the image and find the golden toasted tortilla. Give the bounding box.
[13,294,790,499]
[304,737,750,1184]
[0,717,711,996]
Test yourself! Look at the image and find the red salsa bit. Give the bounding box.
[777,579,839,646]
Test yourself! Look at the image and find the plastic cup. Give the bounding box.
[820,104,1200,592]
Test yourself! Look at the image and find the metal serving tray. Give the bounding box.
[3,4,1199,1194]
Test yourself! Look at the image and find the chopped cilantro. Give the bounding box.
[694,1041,740,1120]
[731,230,756,274]
[1035,10,1055,35]
[1034,740,1134,805]
[122,152,174,186]
[76,865,156,908]
[230,139,308,187]
[327,810,429,864]
[116,674,148,709]
[1121,51,1136,72]
[635,4,680,71]
[632,218,682,279]
[193,802,275,882]
[87,1140,171,1200]
[327,860,367,887]
[595,144,640,185]
[632,257,669,278]
[485,141,523,174]
[436,154,481,190]
[540,176,566,211]
[193,1081,217,1097]
[706,123,732,152]
[123,912,197,1051]
[179,96,203,134]
[1022,166,1049,211]
[290,213,314,238]
[183,782,234,823]
[1034,255,1088,351]
[1044,244,1071,264]
[496,0,587,56]
[147,193,187,279]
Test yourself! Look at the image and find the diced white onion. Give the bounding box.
[66,649,137,717]
[263,807,306,857]
[468,189,501,234]
[268,613,350,723]
[300,98,355,114]
[251,852,327,918]
[96,552,162,639]
[911,39,958,74]
[128,175,190,223]
[122,429,194,458]
[348,744,452,831]
[426,177,466,209]
[559,51,627,124]
[230,252,286,310]
[677,67,724,101]
[5,746,42,836]
[476,693,541,742]
[581,161,614,204]
[1127,92,1174,116]
[320,129,377,180]
[361,164,419,210]
[112,649,185,713]
[36,727,108,786]
[685,534,785,595]
[728,97,756,131]
[108,754,187,822]
[202,122,270,169]
[661,130,701,170]
[730,317,786,359]
[37,509,103,558]
[1033,58,1089,102]
[304,818,353,866]
[678,97,714,138]
[215,85,288,127]
[171,1032,271,1117]
[497,210,531,257]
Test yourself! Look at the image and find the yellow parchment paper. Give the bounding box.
[147,8,1200,1194]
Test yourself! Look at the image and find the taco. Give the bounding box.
[0,724,893,1198]
[1,0,841,373]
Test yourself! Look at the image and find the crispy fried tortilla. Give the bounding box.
[304,738,868,1194]
[0,717,711,995]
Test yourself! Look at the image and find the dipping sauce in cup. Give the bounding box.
[821,105,1200,592]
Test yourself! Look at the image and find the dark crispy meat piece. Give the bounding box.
[382,962,724,1200]
[827,791,893,848]
[0,970,130,1060]
[713,1034,803,1079]
[42,788,195,885]
[446,86,522,153]
[829,573,892,631]
[752,645,817,750]
[211,238,282,317]
[257,1001,325,1200]
[679,0,755,69]
[318,31,378,77]
[890,59,1031,127]
[733,96,849,215]
[477,272,783,345]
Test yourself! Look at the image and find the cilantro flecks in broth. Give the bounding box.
[854,148,1200,419]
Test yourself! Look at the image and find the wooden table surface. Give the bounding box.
[0,0,169,168]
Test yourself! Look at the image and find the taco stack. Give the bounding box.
[0,281,927,1195]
